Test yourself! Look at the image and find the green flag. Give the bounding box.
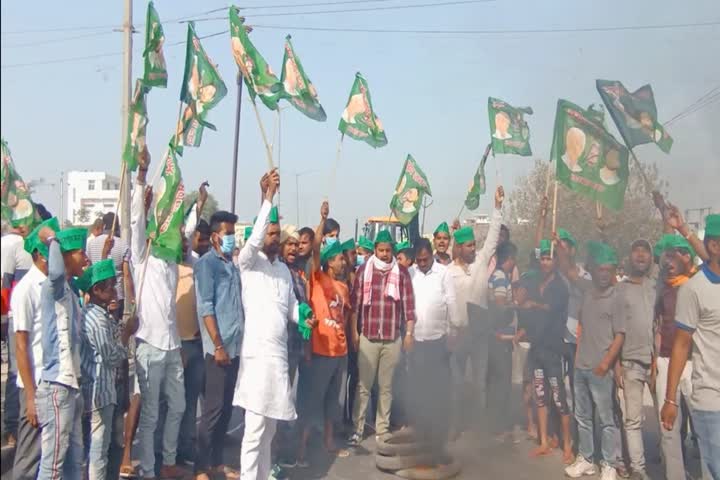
[177,22,227,150]
[389,155,431,225]
[552,99,630,210]
[338,72,387,148]
[465,146,491,210]
[280,35,326,121]
[229,7,283,111]
[1,139,38,228]
[143,2,167,88]
[488,97,532,156]
[122,80,149,172]
[146,141,185,263]
[596,79,673,153]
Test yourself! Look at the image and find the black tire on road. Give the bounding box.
[375,452,434,471]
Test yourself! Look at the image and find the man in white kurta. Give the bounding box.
[233,173,313,480]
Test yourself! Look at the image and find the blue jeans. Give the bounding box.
[4,320,20,437]
[178,338,205,462]
[87,405,115,480]
[135,341,186,478]
[574,368,619,466]
[691,409,720,479]
[36,382,84,480]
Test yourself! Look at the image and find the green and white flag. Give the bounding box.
[389,155,431,225]
[488,97,532,156]
[280,35,326,121]
[229,7,283,111]
[143,1,167,88]
[552,99,630,211]
[177,22,227,150]
[1,139,38,228]
[338,72,387,148]
[464,145,491,210]
[146,141,185,263]
[596,79,673,153]
[122,80,149,172]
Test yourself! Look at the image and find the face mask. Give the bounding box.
[356,256,366,267]
[325,236,338,247]
[220,234,235,254]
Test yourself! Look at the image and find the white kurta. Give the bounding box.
[233,200,300,421]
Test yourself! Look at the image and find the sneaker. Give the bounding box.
[564,455,597,478]
[375,432,391,443]
[268,464,287,480]
[600,464,618,480]
[347,433,361,447]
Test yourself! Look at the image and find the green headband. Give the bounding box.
[75,259,115,292]
[269,206,279,224]
[56,227,88,252]
[557,228,576,247]
[453,226,474,245]
[341,238,356,252]
[320,241,343,264]
[434,222,450,236]
[357,235,374,252]
[587,241,618,266]
[375,230,394,245]
[539,239,552,255]
[24,217,60,258]
[706,214,720,237]
[660,234,696,260]
[395,241,412,253]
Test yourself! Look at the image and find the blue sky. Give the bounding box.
[2,0,719,233]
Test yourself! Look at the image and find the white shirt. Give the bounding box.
[410,261,460,341]
[447,208,502,326]
[233,200,300,421]
[130,180,180,351]
[11,264,45,389]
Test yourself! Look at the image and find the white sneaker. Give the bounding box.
[600,464,618,480]
[564,455,597,478]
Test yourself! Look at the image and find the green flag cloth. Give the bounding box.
[177,22,227,150]
[488,97,532,156]
[122,80,150,172]
[338,72,387,148]
[596,79,673,153]
[389,155,432,225]
[552,99,630,211]
[143,2,167,88]
[280,35,326,121]
[146,142,185,263]
[464,154,488,211]
[1,139,38,228]
[229,8,283,111]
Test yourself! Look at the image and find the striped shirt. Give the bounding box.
[81,303,126,411]
[86,233,130,300]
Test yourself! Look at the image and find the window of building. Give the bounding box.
[88,180,95,190]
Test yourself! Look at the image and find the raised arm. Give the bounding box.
[131,148,151,264]
[665,203,709,263]
[238,170,278,270]
[473,186,505,272]
[534,196,548,247]
[312,201,329,274]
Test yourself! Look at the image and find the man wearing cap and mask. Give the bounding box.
[347,229,416,446]
[34,225,90,480]
[433,222,452,266]
[614,239,656,480]
[356,236,374,266]
[447,186,504,430]
[11,217,58,480]
[661,214,720,479]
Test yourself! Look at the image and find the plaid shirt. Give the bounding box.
[352,263,416,341]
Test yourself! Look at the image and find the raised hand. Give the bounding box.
[495,186,505,209]
[320,200,329,220]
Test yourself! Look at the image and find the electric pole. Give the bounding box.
[120,0,133,242]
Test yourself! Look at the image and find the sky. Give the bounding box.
[2,0,719,234]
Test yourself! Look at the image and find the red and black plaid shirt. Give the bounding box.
[351,263,416,341]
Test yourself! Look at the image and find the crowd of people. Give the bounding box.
[1,153,719,480]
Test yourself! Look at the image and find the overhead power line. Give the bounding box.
[1,30,115,48]
[664,88,720,127]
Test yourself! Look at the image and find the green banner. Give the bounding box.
[465,152,488,210]
[552,99,630,211]
[122,80,149,172]
[142,1,167,88]
[1,139,38,228]
[338,72,387,148]
[280,35,326,121]
[488,97,532,156]
[596,79,673,153]
[146,141,185,263]
[389,155,431,225]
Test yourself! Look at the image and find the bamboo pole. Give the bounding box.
[109,161,128,239]
[327,134,344,200]
[550,180,558,258]
[250,99,274,170]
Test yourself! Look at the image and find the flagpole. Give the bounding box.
[456,203,466,222]
[249,98,274,170]
[276,108,283,208]
[544,160,553,198]
[328,134,344,201]
[149,102,185,188]
[230,73,243,214]
[628,147,654,194]
[550,180,558,258]
[109,161,128,239]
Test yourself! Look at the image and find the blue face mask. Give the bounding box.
[220,234,235,254]
[325,236,338,247]
[356,255,366,267]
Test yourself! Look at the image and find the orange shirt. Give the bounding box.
[310,270,349,357]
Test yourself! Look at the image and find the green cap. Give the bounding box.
[320,241,343,264]
[358,235,374,252]
[244,226,253,241]
[587,241,618,266]
[269,206,279,224]
[75,259,115,292]
[395,241,412,253]
[56,227,87,252]
[24,217,60,258]
[705,214,720,237]
[453,226,474,245]
[660,234,695,260]
[375,230,394,245]
[539,239,552,255]
[557,228,576,247]
[341,238,356,252]
[434,222,450,236]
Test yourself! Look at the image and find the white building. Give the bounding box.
[66,171,123,226]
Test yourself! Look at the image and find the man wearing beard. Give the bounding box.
[613,240,656,480]
[297,227,315,277]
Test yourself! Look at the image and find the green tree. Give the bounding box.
[507,159,667,270]
[77,207,90,224]
[183,190,219,221]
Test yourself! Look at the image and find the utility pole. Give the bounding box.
[230,73,243,214]
[119,0,133,242]
[59,171,64,226]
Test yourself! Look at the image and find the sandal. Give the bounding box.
[120,465,137,478]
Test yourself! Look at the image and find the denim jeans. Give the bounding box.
[574,368,620,466]
[86,405,115,480]
[691,409,720,480]
[4,319,20,438]
[620,360,651,472]
[135,341,186,478]
[178,338,205,462]
[36,382,84,480]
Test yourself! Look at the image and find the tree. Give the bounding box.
[183,190,219,221]
[77,207,90,224]
[507,159,667,270]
